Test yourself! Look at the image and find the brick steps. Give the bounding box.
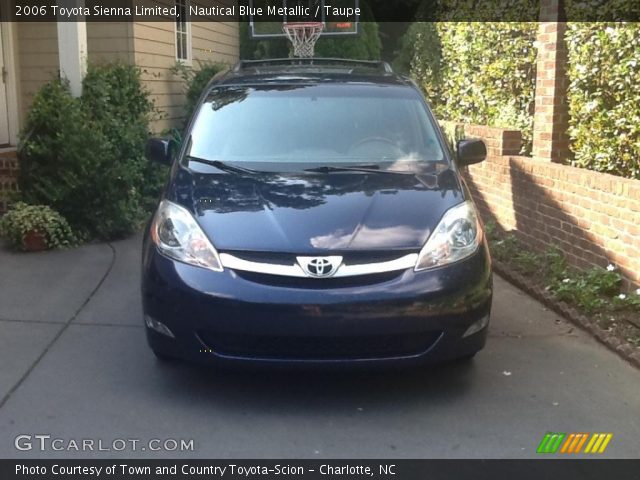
[0,150,19,214]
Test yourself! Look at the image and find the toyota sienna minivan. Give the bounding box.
[142,58,491,367]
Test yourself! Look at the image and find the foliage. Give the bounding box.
[19,64,164,240]
[549,267,623,313]
[432,0,540,21]
[392,22,441,94]
[399,18,640,179]
[239,21,290,60]
[543,246,568,282]
[564,0,640,21]
[171,60,227,122]
[81,64,167,217]
[565,23,640,179]
[0,202,76,250]
[490,233,520,263]
[314,22,381,60]
[438,120,465,157]
[397,21,537,154]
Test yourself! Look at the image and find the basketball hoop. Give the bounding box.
[282,22,324,58]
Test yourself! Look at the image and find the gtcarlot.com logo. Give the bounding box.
[14,434,194,452]
[537,432,613,454]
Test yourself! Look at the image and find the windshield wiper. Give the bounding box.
[304,165,414,175]
[187,157,262,174]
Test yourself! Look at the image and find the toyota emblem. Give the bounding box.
[297,256,343,278]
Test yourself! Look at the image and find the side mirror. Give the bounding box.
[456,138,487,167]
[145,138,172,165]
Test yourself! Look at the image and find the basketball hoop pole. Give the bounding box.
[282,22,324,58]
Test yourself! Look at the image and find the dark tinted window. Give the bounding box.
[188,84,445,165]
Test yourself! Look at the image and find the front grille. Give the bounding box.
[198,331,443,361]
[225,250,414,266]
[234,270,402,288]
[223,249,416,287]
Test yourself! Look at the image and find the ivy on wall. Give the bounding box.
[401,22,537,154]
[566,23,640,179]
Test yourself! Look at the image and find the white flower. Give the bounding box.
[563,278,571,284]
[607,264,616,272]
[636,288,640,296]
[618,294,627,300]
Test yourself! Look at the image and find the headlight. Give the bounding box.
[415,201,481,271]
[150,200,223,272]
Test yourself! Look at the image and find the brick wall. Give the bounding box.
[532,21,570,163]
[459,124,640,290]
[0,152,19,214]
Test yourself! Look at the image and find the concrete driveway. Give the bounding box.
[0,235,639,459]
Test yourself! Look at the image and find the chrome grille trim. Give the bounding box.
[219,253,419,278]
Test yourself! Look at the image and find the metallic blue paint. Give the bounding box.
[141,69,492,367]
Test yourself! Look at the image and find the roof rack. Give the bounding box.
[232,58,394,74]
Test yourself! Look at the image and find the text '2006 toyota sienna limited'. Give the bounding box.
[142,58,491,367]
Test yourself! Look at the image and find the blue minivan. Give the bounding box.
[142,58,491,366]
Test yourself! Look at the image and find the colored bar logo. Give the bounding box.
[537,432,613,454]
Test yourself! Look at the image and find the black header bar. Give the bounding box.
[4,1,640,22]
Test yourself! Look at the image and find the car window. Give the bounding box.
[188,84,445,166]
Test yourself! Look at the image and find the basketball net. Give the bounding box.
[282,22,324,58]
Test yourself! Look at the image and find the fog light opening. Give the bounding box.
[463,314,490,338]
[145,315,175,338]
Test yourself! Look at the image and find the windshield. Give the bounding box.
[187,84,446,167]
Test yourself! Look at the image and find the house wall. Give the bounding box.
[15,16,239,134]
[87,22,135,64]
[16,21,135,126]
[133,16,239,132]
[16,22,60,122]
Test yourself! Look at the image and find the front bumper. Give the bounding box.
[141,239,493,367]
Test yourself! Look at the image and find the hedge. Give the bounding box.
[565,23,640,179]
[18,64,165,240]
[401,22,537,154]
[172,61,227,123]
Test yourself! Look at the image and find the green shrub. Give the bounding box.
[491,233,520,263]
[564,0,640,21]
[314,21,381,60]
[565,23,640,179]
[549,266,623,313]
[438,120,465,157]
[0,202,76,250]
[398,22,537,154]
[82,64,166,229]
[19,64,164,240]
[172,61,227,122]
[486,226,640,314]
[392,22,441,94]
[19,79,113,238]
[239,21,290,60]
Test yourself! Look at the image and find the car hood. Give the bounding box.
[166,167,465,253]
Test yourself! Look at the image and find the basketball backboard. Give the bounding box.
[249,0,360,38]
